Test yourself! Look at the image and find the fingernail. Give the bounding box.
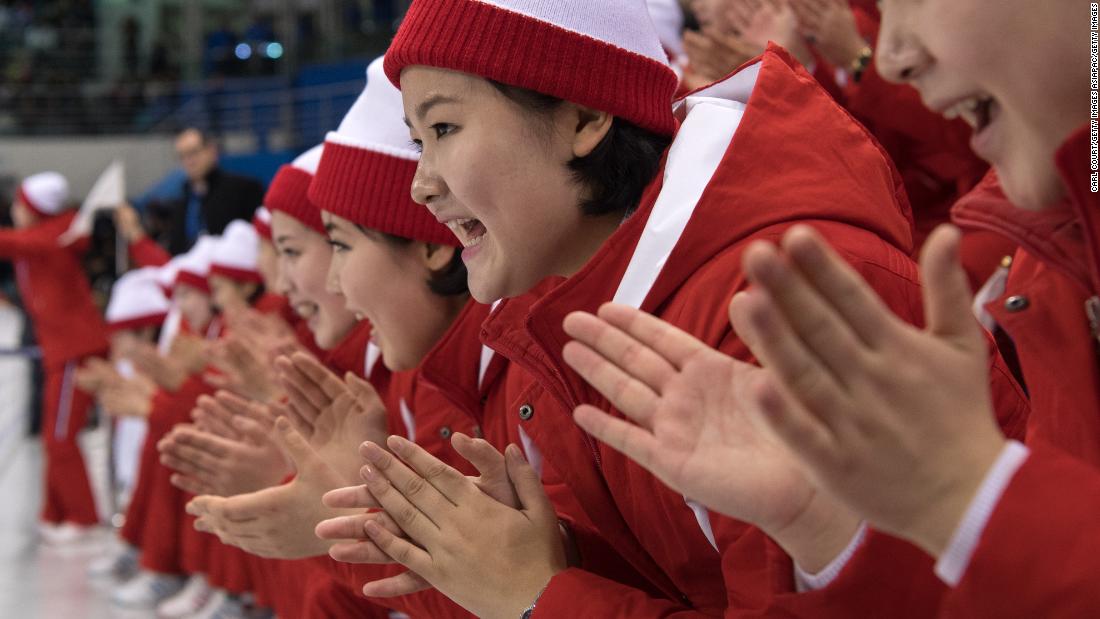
[363,441,388,463]
[505,444,526,463]
[387,435,410,454]
[362,465,376,482]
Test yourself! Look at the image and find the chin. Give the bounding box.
[314,331,339,351]
[468,276,505,305]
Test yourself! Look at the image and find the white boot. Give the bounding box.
[188,584,239,619]
[157,573,215,618]
[111,570,185,609]
[87,543,139,581]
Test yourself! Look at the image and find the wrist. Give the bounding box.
[908,436,1007,558]
[770,493,863,574]
[518,579,552,619]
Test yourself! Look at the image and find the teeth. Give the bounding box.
[943,96,993,130]
[445,218,485,249]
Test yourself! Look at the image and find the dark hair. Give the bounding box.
[488,81,670,217]
[355,225,470,297]
[176,127,218,147]
[246,281,266,305]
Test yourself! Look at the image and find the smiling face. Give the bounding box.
[174,283,213,332]
[400,66,619,303]
[271,211,357,350]
[208,275,256,314]
[877,0,1088,210]
[323,212,464,371]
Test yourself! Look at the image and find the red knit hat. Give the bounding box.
[384,0,680,137]
[265,145,326,235]
[253,206,273,240]
[309,57,460,248]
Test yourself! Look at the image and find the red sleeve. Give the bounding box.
[129,237,172,267]
[718,524,945,618]
[536,568,715,618]
[0,225,57,258]
[323,559,476,619]
[940,444,1100,618]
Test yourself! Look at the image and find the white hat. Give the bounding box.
[293,144,324,175]
[18,171,71,217]
[208,221,262,283]
[308,58,459,247]
[173,235,218,293]
[647,0,685,60]
[107,267,171,332]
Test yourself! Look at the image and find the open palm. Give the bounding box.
[275,352,389,483]
[562,303,818,535]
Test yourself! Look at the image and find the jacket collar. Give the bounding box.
[418,300,506,424]
[952,126,1097,293]
[1056,125,1100,293]
[324,319,375,378]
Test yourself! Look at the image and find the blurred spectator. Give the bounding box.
[167,128,264,254]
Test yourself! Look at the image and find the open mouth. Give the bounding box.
[293,301,318,321]
[446,217,487,249]
[942,95,998,135]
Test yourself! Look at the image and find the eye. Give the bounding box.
[431,123,456,139]
[280,247,300,259]
[409,139,424,154]
[327,239,351,253]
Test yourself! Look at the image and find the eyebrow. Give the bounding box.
[274,234,294,244]
[413,94,461,122]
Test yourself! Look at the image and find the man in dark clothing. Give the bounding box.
[168,128,264,254]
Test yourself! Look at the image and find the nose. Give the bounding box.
[325,253,343,296]
[410,159,445,209]
[875,9,930,84]
[275,260,292,296]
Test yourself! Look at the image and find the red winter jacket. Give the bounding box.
[941,125,1100,617]
[0,211,108,369]
[480,47,1028,618]
[128,236,172,268]
[812,5,989,249]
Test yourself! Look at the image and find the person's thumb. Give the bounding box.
[272,416,321,476]
[919,225,983,351]
[346,372,383,411]
[453,433,519,508]
[505,444,553,522]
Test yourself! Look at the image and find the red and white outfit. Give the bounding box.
[0,172,108,527]
[120,238,220,575]
[810,2,1015,288]
[384,2,1031,615]
[105,267,172,495]
[933,126,1100,617]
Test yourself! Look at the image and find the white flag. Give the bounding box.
[59,160,126,246]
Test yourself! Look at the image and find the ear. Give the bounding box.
[420,243,457,273]
[570,105,614,159]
